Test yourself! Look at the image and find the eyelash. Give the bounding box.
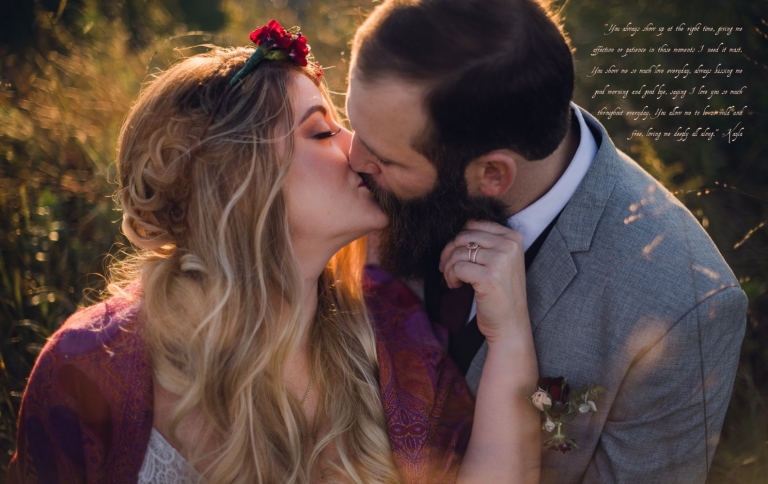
[313,128,342,140]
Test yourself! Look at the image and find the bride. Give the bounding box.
[9,21,539,483]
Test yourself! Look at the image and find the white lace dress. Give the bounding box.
[138,428,204,483]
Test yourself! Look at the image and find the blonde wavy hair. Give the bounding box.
[111,47,401,483]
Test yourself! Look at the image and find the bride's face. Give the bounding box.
[284,73,388,259]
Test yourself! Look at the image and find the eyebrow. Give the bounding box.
[358,137,398,166]
[299,105,328,125]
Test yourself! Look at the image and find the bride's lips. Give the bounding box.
[358,176,368,188]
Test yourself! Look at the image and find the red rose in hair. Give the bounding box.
[288,35,310,66]
[249,20,292,50]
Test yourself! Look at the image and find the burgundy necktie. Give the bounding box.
[438,282,475,337]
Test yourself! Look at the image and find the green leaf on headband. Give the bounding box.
[265,50,288,61]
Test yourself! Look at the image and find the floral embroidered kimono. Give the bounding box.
[8,266,473,483]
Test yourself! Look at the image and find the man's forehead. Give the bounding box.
[348,71,428,111]
[347,73,430,161]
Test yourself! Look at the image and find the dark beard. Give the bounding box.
[360,172,510,280]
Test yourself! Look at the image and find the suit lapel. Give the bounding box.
[526,227,577,330]
[528,107,619,327]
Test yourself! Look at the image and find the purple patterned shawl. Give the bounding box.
[8,267,473,483]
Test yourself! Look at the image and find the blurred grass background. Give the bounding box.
[0,0,765,482]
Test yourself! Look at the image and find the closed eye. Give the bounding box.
[313,128,342,140]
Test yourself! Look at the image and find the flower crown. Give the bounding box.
[230,20,323,86]
[191,20,322,154]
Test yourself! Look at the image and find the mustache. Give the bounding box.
[358,172,404,216]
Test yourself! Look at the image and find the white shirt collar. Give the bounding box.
[508,102,598,251]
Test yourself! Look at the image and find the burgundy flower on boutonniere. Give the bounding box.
[539,377,570,417]
[249,19,293,50]
[526,377,605,454]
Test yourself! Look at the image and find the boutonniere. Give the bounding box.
[527,377,605,453]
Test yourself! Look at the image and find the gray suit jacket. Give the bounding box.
[465,107,747,484]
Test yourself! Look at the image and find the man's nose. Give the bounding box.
[348,134,382,174]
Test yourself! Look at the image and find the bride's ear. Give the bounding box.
[464,150,518,198]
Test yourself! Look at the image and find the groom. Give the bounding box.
[347,0,747,482]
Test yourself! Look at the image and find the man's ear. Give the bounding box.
[464,150,518,197]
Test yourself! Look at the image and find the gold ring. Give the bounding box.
[466,242,480,263]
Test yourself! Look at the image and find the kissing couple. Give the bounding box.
[9,0,746,483]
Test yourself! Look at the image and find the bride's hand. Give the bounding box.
[439,220,529,345]
[442,220,540,484]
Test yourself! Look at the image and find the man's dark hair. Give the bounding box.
[352,0,575,181]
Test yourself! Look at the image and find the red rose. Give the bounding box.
[249,20,292,50]
[538,376,570,417]
[539,377,569,401]
[288,35,310,66]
